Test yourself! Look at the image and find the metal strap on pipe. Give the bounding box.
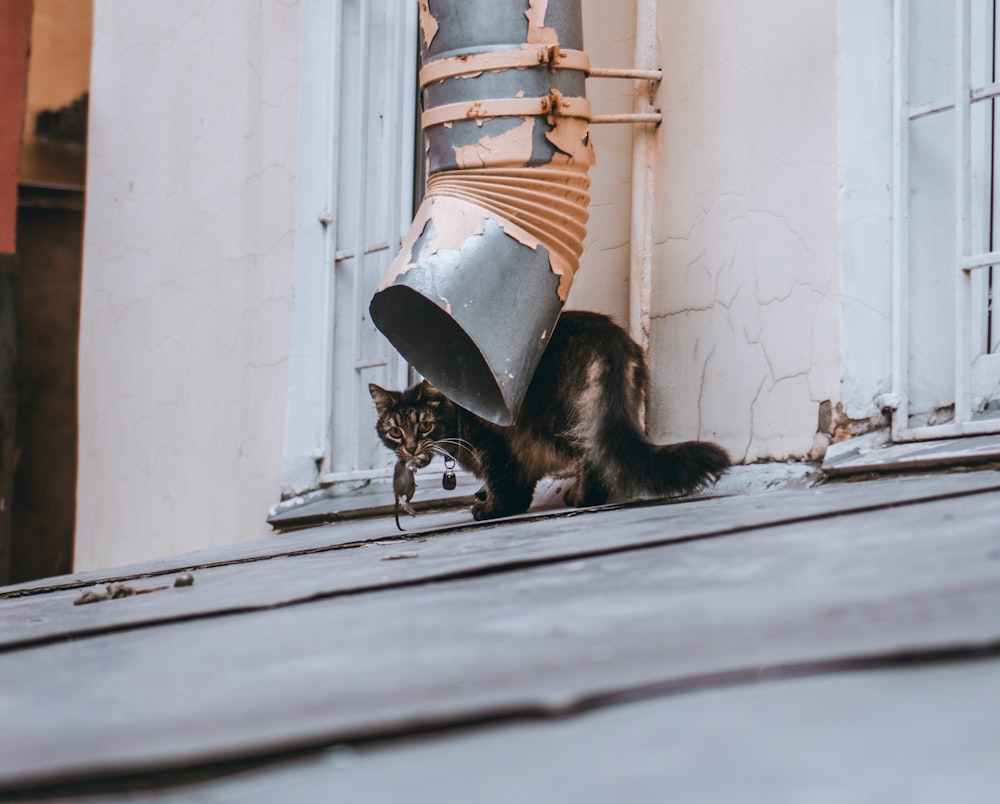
[419,46,590,88]
[421,93,592,129]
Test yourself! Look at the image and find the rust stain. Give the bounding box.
[418,1,440,48]
[465,101,488,125]
[524,0,558,45]
[452,118,535,169]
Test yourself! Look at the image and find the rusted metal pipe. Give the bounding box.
[370,0,593,425]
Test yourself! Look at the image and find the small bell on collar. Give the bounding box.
[442,456,457,490]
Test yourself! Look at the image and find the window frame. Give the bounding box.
[280,0,419,503]
[888,0,1000,440]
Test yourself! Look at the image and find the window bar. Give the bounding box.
[908,83,1000,122]
[318,0,345,473]
[991,0,1000,355]
[366,2,397,393]
[384,0,412,391]
[378,2,402,299]
[961,249,1000,270]
[380,6,399,250]
[956,0,974,426]
[396,0,419,390]
[890,0,911,440]
[350,0,374,473]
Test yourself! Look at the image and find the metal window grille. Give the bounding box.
[319,0,418,485]
[891,0,1000,440]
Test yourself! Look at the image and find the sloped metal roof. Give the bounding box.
[2,470,999,801]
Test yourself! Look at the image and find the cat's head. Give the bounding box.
[368,379,450,468]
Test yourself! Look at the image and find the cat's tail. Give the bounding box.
[592,417,732,500]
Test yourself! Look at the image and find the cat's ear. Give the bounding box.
[417,378,443,406]
[368,383,399,414]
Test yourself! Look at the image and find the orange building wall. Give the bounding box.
[0,0,33,252]
[19,0,93,188]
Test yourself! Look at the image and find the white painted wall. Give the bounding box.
[77,1,302,570]
[567,0,636,325]
[837,0,894,424]
[648,0,842,463]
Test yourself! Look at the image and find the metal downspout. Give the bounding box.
[370,0,594,426]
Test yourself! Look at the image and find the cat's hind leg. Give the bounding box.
[564,464,609,508]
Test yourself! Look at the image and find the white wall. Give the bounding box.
[648,0,842,463]
[77,1,302,570]
[567,0,636,325]
[837,0,894,424]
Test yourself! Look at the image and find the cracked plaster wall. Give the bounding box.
[77,0,301,570]
[648,0,841,464]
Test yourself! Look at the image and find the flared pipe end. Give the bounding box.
[370,213,565,426]
[370,286,514,425]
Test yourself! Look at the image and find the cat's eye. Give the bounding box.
[387,426,403,440]
[418,421,434,434]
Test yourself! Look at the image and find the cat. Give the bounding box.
[369,310,731,521]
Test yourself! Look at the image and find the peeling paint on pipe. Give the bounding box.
[370,0,593,426]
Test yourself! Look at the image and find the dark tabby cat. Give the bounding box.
[369,311,731,521]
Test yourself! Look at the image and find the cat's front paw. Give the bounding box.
[471,499,502,521]
[471,497,521,521]
[471,492,532,521]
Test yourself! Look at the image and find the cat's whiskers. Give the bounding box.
[431,440,483,470]
[429,446,454,461]
[432,437,476,454]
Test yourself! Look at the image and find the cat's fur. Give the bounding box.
[369,311,731,521]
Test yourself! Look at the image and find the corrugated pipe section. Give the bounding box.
[370,0,593,425]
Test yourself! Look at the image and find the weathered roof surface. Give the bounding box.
[1,469,999,801]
